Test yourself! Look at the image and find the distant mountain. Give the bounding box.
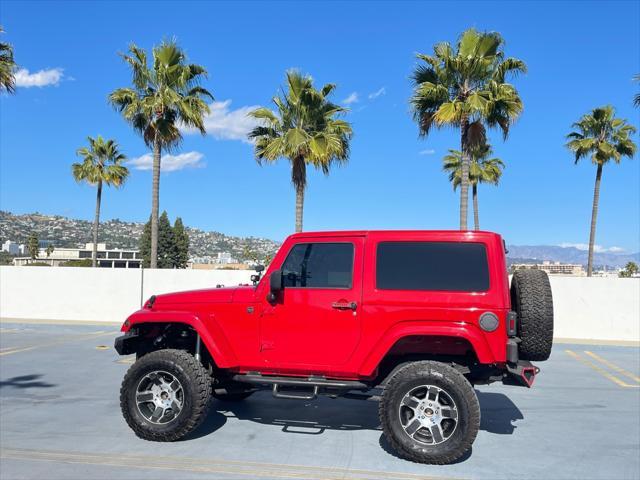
[0,211,280,262]
[506,245,639,269]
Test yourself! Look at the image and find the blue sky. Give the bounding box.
[1,1,639,252]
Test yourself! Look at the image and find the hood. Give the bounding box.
[150,286,253,306]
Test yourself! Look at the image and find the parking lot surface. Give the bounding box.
[1,322,639,480]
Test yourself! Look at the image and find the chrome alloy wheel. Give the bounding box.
[136,371,184,425]
[398,384,458,445]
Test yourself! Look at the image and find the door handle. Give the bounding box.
[332,301,357,311]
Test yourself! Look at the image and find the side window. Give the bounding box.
[376,242,490,292]
[281,243,354,288]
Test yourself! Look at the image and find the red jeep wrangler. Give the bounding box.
[115,230,553,464]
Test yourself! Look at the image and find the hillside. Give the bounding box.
[1,211,637,267]
[0,211,280,262]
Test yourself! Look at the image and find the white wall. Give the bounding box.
[549,276,639,342]
[0,266,253,323]
[0,266,638,343]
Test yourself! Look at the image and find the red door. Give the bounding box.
[260,237,364,371]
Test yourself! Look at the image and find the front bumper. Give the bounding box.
[114,331,140,356]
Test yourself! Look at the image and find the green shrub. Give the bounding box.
[60,259,93,267]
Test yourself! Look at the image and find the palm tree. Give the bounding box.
[109,40,212,268]
[410,28,525,230]
[248,71,353,232]
[566,106,636,276]
[634,74,639,108]
[442,143,504,230]
[72,136,129,267]
[0,26,16,93]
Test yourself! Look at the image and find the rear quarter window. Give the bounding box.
[376,241,490,292]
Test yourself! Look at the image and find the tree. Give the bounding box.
[45,244,55,257]
[157,212,175,269]
[27,233,39,261]
[139,212,189,269]
[410,28,525,229]
[139,219,152,268]
[619,261,639,278]
[442,143,504,230]
[0,26,16,94]
[634,75,639,108]
[242,245,258,264]
[566,106,636,276]
[173,217,190,269]
[249,71,353,232]
[109,40,213,268]
[72,136,129,267]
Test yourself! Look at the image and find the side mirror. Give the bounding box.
[254,265,265,273]
[268,270,283,304]
[270,270,283,294]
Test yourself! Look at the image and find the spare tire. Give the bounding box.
[510,269,554,361]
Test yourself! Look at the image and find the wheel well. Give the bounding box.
[130,322,216,370]
[371,335,484,387]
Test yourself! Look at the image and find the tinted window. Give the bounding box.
[376,242,489,291]
[281,243,354,288]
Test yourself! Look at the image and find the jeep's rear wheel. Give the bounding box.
[120,349,212,441]
[380,361,480,464]
[510,269,554,361]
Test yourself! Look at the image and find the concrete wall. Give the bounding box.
[0,266,253,323]
[549,276,639,343]
[1,266,638,343]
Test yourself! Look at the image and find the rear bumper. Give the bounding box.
[504,360,540,387]
[503,337,539,387]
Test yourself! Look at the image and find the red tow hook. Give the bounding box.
[505,361,540,388]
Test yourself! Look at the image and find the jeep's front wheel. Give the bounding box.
[120,349,212,441]
[380,361,480,464]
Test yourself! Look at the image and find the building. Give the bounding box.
[215,252,237,264]
[2,240,21,255]
[13,243,142,268]
[511,261,585,276]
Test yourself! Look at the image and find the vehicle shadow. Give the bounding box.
[214,391,381,435]
[0,374,56,390]
[207,389,523,439]
[477,390,524,434]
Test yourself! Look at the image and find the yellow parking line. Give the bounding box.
[565,350,639,388]
[0,447,463,480]
[583,351,640,384]
[0,331,116,356]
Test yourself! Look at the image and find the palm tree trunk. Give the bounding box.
[587,163,603,277]
[150,138,161,269]
[292,156,306,233]
[459,117,470,230]
[92,180,102,268]
[472,184,479,230]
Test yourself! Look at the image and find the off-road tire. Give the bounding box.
[510,269,554,361]
[380,361,480,464]
[120,349,212,441]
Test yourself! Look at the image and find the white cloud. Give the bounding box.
[182,100,261,143]
[128,151,205,172]
[368,87,386,100]
[419,149,435,155]
[559,243,625,253]
[342,92,359,105]
[14,68,64,88]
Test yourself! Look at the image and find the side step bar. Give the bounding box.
[232,373,368,400]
